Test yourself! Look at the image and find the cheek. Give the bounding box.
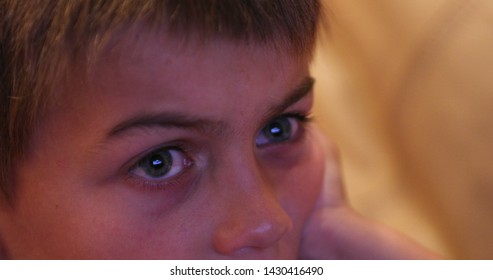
[277,131,326,237]
[56,193,214,259]
[67,185,221,259]
[9,170,200,259]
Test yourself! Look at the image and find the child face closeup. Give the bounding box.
[2,31,326,259]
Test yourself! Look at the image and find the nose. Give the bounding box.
[212,168,293,256]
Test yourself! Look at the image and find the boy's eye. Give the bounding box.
[255,115,303,147]
[131,147,188,180]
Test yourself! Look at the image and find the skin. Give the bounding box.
[0,30,327,259]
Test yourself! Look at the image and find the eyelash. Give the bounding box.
[292,111,313,131]
[124,111,313,191]
[283,112,312,125]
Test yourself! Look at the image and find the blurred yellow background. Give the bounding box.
[312,0,493,259]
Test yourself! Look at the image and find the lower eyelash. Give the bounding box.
[124,162,192,192]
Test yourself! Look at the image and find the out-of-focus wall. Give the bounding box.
[312,0,493,259]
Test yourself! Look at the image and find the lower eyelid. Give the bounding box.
[125,174,178,190]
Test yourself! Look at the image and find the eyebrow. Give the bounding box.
[267,76,314,116]
[107,76,315,139]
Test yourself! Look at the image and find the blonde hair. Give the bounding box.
[0,0,321,201]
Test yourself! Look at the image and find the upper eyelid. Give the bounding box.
[259,96,313,132]
[278,112,310,119]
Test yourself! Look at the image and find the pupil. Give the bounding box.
[140,149,172,178]
[266,118,291,141]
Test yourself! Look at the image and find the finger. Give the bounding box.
[315,135,346,208]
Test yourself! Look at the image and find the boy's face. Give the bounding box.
[2,31,325,259]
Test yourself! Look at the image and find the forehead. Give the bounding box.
[33,30,312,152]
[64,30,309,117]
[93,28,308,81]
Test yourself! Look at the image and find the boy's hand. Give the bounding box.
[300,137,441,259]
[299,139,350,259]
